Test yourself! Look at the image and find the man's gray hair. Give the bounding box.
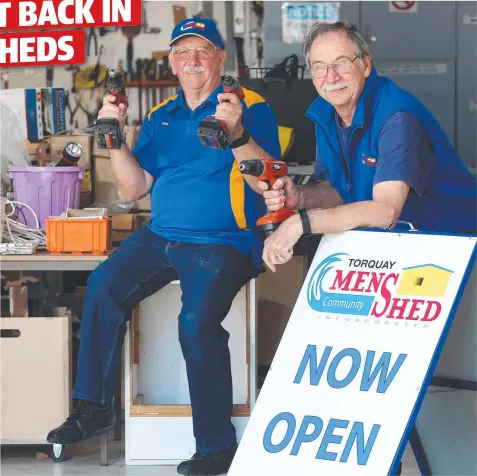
[302,21,371,67]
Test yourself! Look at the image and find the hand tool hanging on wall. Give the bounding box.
[64,90,81,127]
[99,27,119,36]
[252,1,264,25]
[121,26,141,81]
[143,59,150,113]
[234,37,247,78]
[135,58,144,120]
[46,67,54,87]
[142,4,161,34]
[256,38,264,68]
[233,0,247,78]
[86,28,99,59]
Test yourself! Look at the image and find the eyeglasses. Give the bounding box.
[171,46,220,62]
[309,55,359,78]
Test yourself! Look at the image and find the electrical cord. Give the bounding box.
[2,199,46,248]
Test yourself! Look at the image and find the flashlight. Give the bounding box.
[56,142,83,166]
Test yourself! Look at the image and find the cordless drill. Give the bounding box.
[90,68,129,150]
[197,75,245,150]
[239,159,295,237]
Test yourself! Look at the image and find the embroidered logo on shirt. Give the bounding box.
[162,122,168,126]
[362,154,377,167]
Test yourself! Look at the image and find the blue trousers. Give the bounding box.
[72,225,260,454]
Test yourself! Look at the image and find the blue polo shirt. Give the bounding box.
[326,111,436,197]
[131,84,281,269]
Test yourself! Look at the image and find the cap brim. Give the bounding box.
[169,33,218,47]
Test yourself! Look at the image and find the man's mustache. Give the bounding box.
[322,82,353,92]
[184,66,205,73]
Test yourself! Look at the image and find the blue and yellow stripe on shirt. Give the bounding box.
[229,88,268,230]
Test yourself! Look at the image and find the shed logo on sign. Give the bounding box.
[307,253,452,322]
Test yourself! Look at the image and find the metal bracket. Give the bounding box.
[384,220,419,232]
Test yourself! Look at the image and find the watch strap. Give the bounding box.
[299,209,312,237]
[229,128,250,149]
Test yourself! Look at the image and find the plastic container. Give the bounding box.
[8,167,83,229]
[45,217,111,255]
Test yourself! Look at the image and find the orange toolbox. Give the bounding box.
[45,209,111,255]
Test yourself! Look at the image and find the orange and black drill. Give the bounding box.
[239,158,295,237]
[90,68,129,149]
[197,75,245,150]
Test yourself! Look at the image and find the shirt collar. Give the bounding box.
[305,67,379,128]
[165,83,224,112]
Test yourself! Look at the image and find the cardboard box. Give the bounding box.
[93,157,151,210]
[256,256,307,366]
[93,125,140,158]
[24,139,49,165]
[93,157,118,206]
[134,195,151,211]
[0,88,66,140]
[110,213,143,242]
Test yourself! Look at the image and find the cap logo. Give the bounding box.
[181,21,206,31]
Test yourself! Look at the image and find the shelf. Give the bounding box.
[126,80,179,88]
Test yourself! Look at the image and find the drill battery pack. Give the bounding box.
[93,118,123,150]
[197,117,230,150]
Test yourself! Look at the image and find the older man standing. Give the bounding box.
[260,21,477,272]
[47,18,280,476]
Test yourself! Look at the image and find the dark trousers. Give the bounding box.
[72,226,259,454]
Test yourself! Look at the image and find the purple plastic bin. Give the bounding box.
[8,166,83,229]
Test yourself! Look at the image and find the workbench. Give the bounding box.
[0,252,109,271]
[0,251,120,465]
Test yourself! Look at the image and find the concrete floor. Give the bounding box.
[1,427,421,476]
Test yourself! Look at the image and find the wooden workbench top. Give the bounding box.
[0,250,114,271]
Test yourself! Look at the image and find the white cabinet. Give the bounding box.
[1,317,71,444]
[124,279,256,465]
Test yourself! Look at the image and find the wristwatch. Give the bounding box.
[299,209,313,237]
[229,128,250,149]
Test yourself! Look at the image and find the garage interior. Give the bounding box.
[0,1,476,475]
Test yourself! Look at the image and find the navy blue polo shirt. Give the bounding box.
[131,84,281,269]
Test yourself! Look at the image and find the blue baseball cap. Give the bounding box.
[169,18,225,49]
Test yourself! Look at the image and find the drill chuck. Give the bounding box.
[222,75,245,101]
[222,75,239,90]
[238,160,265,176]
[106,68,125,92]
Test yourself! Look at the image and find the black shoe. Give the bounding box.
[46,400,116,445]
[177,448,237,475]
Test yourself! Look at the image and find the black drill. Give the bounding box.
[197,76,245,150]
[89,69,129,149]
